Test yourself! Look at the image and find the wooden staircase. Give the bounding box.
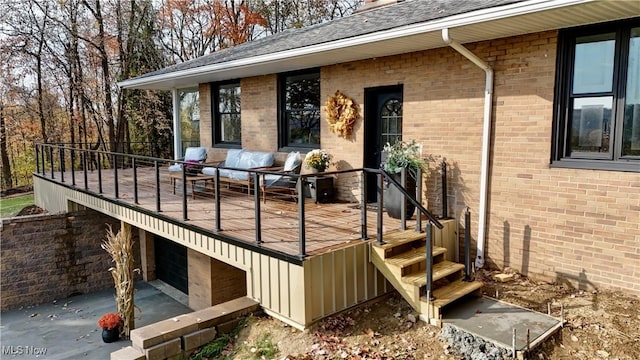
[371,228,483,325]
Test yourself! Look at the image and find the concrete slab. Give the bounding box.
[443,296,562,351]
[0,282,191,360]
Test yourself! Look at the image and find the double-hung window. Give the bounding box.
[278,70,321,149]
[552,19,640,172]
[213,81,241,147]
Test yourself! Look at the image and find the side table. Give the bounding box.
[305,176,334,203]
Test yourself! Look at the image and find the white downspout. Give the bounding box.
[172,88,182,160]
[442,28,493,269]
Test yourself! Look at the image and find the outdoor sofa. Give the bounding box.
[201,149,275,194]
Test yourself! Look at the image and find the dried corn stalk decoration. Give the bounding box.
[102,223,136,337]
[325,90,360,138]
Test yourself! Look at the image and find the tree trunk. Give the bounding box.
[0,103,12,189]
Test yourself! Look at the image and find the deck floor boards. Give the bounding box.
[46,166,413,257]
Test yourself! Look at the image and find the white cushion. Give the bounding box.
[283,152,301,172]
[249,152,275,168]
[201,167,217,176]
[183,147,207,162]
[168,164,183,172]
[224,149,244,168]
[236,151,254,169]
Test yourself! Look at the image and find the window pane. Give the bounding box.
[284,72,320,146]
[380,99,402,147]
[218,84,240,113]
[570,97,612,155]
[287,109,320,145]
[573,33,615,94]
[216,83,240,144]
[220,114,241,142]
[179,88,200,151]
[622,28,640,156]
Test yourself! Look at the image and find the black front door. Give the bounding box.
[364,85,403,203]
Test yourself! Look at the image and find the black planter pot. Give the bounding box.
[384,172,416,219]
[101,327,120,343]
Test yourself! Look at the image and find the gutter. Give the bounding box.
[441,28,492,269]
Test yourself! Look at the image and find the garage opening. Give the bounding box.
[154,236,188,294]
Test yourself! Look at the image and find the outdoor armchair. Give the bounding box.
[260,152,302,203]
[168,147,208,173]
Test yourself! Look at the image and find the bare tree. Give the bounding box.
[252,0,361,35]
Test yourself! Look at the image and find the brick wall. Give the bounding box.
[194,30,639,296]
[318,30,639,295]
[0,210,141,310]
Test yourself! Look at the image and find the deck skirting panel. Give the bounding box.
[34,177,394,329]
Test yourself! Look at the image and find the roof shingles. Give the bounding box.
[132,0,520,80]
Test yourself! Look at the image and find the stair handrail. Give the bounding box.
[364,167,443,305]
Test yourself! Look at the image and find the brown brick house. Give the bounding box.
[36,0,639,329]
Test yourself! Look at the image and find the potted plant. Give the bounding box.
[381,140,425,219]
[304,149,332,173]
[98,312,122,343]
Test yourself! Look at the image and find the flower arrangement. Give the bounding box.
[304,149,332,171]
[98,312,122,330]
[381,140,425,176]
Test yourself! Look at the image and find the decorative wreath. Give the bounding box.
[325,90,360,138]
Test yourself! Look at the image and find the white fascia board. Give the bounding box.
[117,0,593,89]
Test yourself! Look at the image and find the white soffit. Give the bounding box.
[121,0,640,90]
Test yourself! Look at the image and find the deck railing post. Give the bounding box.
[464,207,472,281]
[70,148,76,186]
[154,160,161,212]
[426,222,435,301]
[441,159,448,219]
[40,144,47,176]
[360,171,368,240]
[400,167,407,230]
[82,151,88,190]
[376,173,384,245]
[133,157,139,204]
[182,167,188,221]
[59,147,65,183]
[35,144,40,174]
[214,170,221,232]
[254,172,262,244]
[49,146,54,180]
[113,154,119,198]
[41,145,46,176]
[416,167,422,233]
[297,177,306,258]
[97,152,103,193]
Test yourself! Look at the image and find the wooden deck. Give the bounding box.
[45,165,410,258]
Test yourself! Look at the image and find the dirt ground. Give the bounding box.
[226,270,639,360]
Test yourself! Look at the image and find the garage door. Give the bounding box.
[154,237,188,294]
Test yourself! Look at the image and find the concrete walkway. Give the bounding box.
[0,282,191,360]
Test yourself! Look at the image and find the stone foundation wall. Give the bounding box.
[0,209,140,310]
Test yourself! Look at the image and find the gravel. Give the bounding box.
[440,324,511,360]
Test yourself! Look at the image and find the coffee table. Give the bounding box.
[169,172,216,199]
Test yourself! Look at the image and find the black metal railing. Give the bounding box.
[34,144,444,269]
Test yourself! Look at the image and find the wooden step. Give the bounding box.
[421,280,483,308]
[401,261,465,286]
[372,230,425,250]
[385,246,446,268]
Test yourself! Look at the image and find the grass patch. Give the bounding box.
[192,334,232,360]
[191,316,253,360]
[248,332,277,359]
[0,193,34,218]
